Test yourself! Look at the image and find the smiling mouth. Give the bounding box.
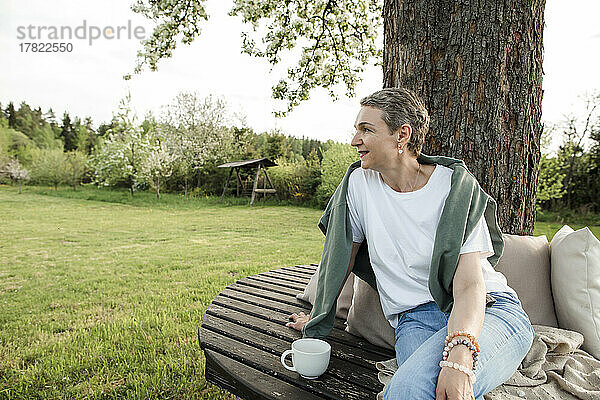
[358,151,369,159]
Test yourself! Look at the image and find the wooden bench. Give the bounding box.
[198,264,395,400]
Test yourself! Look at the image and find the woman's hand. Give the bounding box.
[286,311,310,331]
[435,367,474,400]
[435,347,475,400]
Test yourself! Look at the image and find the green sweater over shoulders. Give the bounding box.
[302,154,505,339]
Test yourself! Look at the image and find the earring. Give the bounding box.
[398,146,403,155]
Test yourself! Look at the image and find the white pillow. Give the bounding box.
[550,225,600,359]
[296,266,355,320]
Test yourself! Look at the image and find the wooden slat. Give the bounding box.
[270,268,315,281]
[236,278,303,297]
[278,265,317,275]
[200,328,377,400]
[246,275,307,292]
[262,270,311,285]
[206,301,394,366]
[289,264,318,272]
[202,313,383,392]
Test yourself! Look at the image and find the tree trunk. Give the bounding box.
[383,0,545,235]
[18,180,22,194]
[156,176,160,199]
[130,142,136,197]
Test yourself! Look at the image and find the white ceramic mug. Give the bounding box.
[280,338,331,379]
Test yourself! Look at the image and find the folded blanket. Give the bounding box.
[376,325,600,400]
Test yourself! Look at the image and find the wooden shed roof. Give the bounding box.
[217,158,277,168]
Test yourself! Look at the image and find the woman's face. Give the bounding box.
[351,106,398,171]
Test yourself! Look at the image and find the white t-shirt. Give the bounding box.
[346,165,516,329]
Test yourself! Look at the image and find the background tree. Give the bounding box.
[141,142,178,199]
[537,155,565,210]
[91,95,151,196]
[60,112,77,151]
[160,92,245,189]
[30,148,67,190]
[10,102,59,149]
[6,102,17,129]
[43,108,58,127]
[556,93,600,209]
[130,0,545,234]
[2,158,30,193]
[265,132,287,161]
[0,120,33,161]
[71,116,99,154]
[64,151,88,190]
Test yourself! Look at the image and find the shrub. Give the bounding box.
[536,154,565,210]
[315,143,358,208]
[195,163,231,196]
[267,156,321,202]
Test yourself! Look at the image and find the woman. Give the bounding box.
[286,88,534,400]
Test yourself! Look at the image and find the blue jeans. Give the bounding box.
[383,291,534,400]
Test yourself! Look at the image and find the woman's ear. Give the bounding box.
[397,124,412,143]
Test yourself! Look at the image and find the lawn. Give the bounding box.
[1,185,598,399]
[0,186,324,399]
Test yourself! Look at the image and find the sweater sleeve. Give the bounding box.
[303,202,354,339]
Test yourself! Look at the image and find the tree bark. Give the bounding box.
[383,0,545,235]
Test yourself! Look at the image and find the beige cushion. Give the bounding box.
[296,266,354,320]
[345,277,395,350]
[495,234,558,327]
[550,225,600,359]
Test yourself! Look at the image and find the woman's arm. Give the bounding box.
[286,241,362,330]
[447,252,486,357]
[436,252,486,400]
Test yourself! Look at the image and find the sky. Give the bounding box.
[1,0,599,147]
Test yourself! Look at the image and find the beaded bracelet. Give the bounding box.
[443,337,479,370]
[445,330,480,353]
[444,331,480,370]
[439,360,476,384]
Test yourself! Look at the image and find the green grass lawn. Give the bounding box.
[0,185,324,399]
[1,184,598,399]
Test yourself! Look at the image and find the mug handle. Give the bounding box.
[280,350,296,372]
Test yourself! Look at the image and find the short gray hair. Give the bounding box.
[360,88,430,156]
